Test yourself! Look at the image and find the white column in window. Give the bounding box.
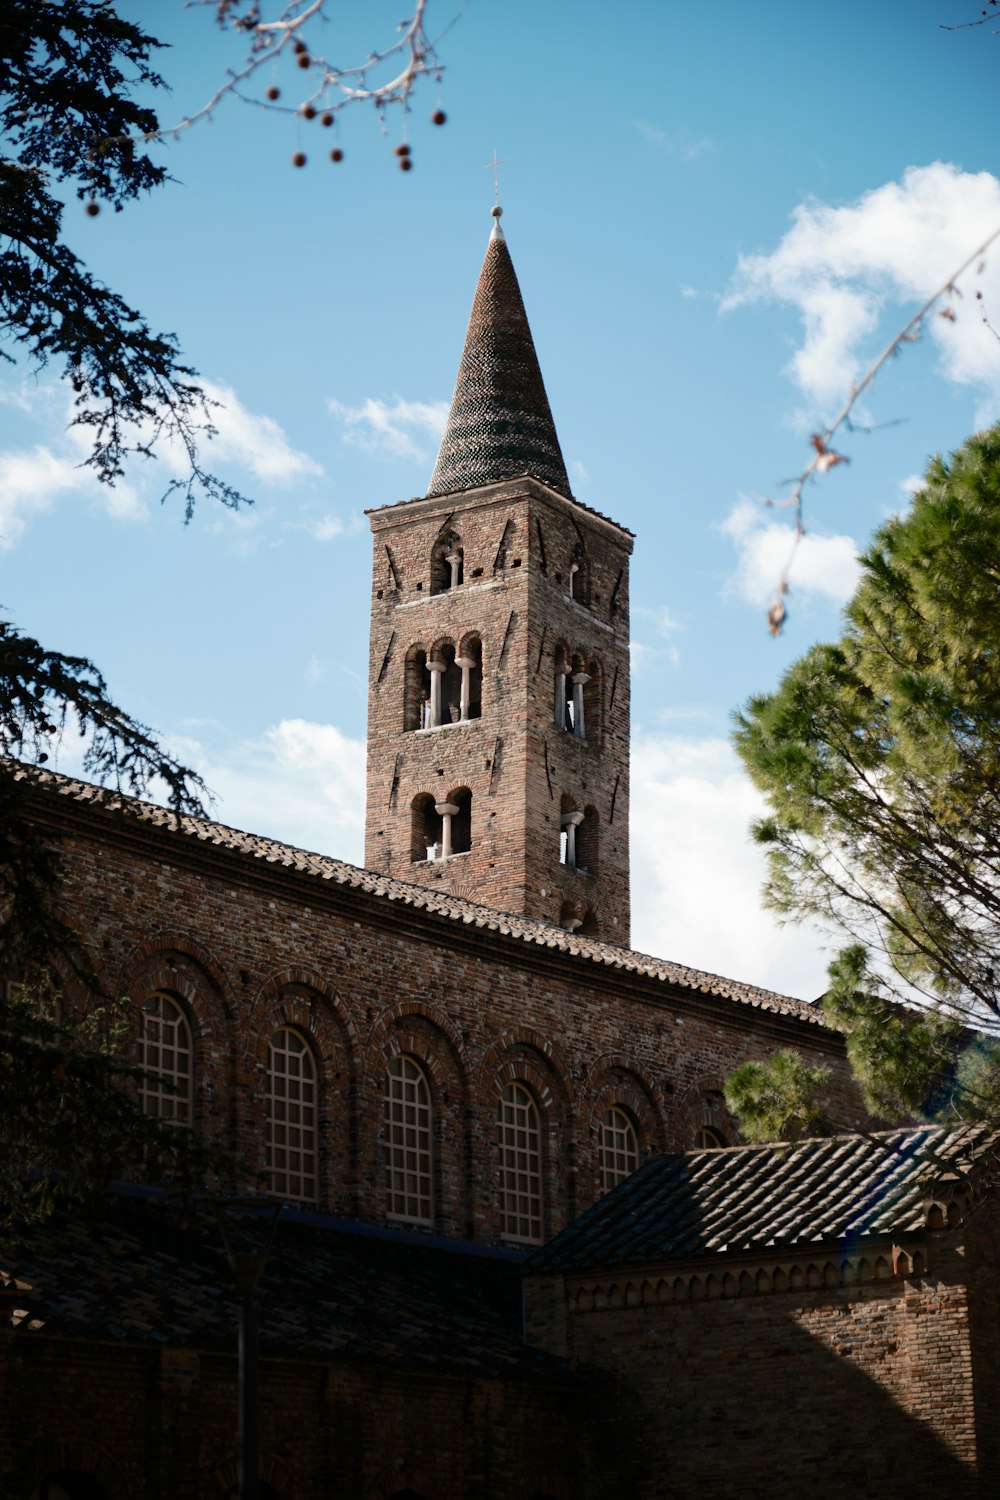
[456,655,475,720]
[554,666,568,730]
[446,550,462,589]
[428,660,445,728]
[435,801,459,858]
[571,671,590,740]
[561,808,583,869]
[569,561,579,599]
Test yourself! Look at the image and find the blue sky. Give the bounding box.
[4,1,1000,998]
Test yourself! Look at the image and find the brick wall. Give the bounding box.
[0,1335,612,1500]
[524,1229,995,1500]
[41,788,862,1247]
[366,476,633,940]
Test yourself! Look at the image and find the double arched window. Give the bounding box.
[497,1082,543,1244]
[267,1027,318,1203]
[138,992,193,1125]
[384,1055,433,1224]
[411,788,472,862]
[554,647,601,742]
[598,1107,639,1194]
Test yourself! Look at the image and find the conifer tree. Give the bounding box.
[729,424,1000,1138]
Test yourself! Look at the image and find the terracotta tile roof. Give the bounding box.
[526,1124,994,1274]
[2,1194,555,1377]
[427,217,572,500]
[17,763,822,1025]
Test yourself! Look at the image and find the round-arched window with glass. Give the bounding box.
[138,992,192,1125]
[498,1082,543,1244]
[267,1027,318,1203]
[384,1054,433,1225]
[598,1106,639,1194]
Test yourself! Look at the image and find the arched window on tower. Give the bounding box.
[559,794,582,868]
[138,992,193,1125]
[404,646,431,731]
[562,652,591,741]
[267,1027,318,1203]
[576,805,599,875]
[411,793,442,862]
[456,633,483,719]
[384,1054,433,1224]
[498,1081,543,1244]
[449,787,472,855]
[599,1107,639,1194]
[410,790,472,860]
[431,531,463,594]
[694,1126,727,1150]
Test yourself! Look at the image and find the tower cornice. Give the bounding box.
[366,475,634,550]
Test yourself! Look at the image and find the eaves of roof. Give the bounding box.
[16,763,825,1032]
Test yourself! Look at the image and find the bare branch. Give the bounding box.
[762,223,1000,632]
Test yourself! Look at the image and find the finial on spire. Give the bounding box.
[484,149,507,207]
[490,203,504,240]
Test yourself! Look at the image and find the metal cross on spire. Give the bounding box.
[484,149,507,208]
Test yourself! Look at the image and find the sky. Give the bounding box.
[4,0,1000,1001]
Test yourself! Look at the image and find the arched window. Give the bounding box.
[411,790,471,860]
[498,1081,543,1244]
[384,1055,433,1224]
[599,1107,639,1194]
[431,531,463,593]
[560,793,577,867]
[449,787,472,855]
[404,645,431,731]
[267,1027,318,1203]
[411,793,442,862]
[138,992,193,1124]
[694,1126,726,1149]
[457,634,483,719]
[577,805,599,875]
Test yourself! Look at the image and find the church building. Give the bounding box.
[4,210,1000,1500]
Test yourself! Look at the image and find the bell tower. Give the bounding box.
[364,208,633,943]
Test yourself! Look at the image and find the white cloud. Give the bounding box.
[194,381,323,485]
[174,720,367,862]
[680,285,700,299]
[719,497,861,607]
[570,458,589,484]
[630,733,830,1000]
[304,513,344,542]
[724,162,1000,414]
[0,444,143,548]
[329,396,449,460]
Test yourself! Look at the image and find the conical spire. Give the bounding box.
[427,208,571,499]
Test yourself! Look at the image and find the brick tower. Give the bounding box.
[365,208,634,942]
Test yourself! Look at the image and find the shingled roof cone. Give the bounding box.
[427,207,572,498]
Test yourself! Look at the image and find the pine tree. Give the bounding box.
[729,424,1000,1138]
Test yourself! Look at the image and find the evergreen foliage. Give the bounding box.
[729,424,1000,1140]
[0,3,245,1222]
[723,1050,831,1144]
